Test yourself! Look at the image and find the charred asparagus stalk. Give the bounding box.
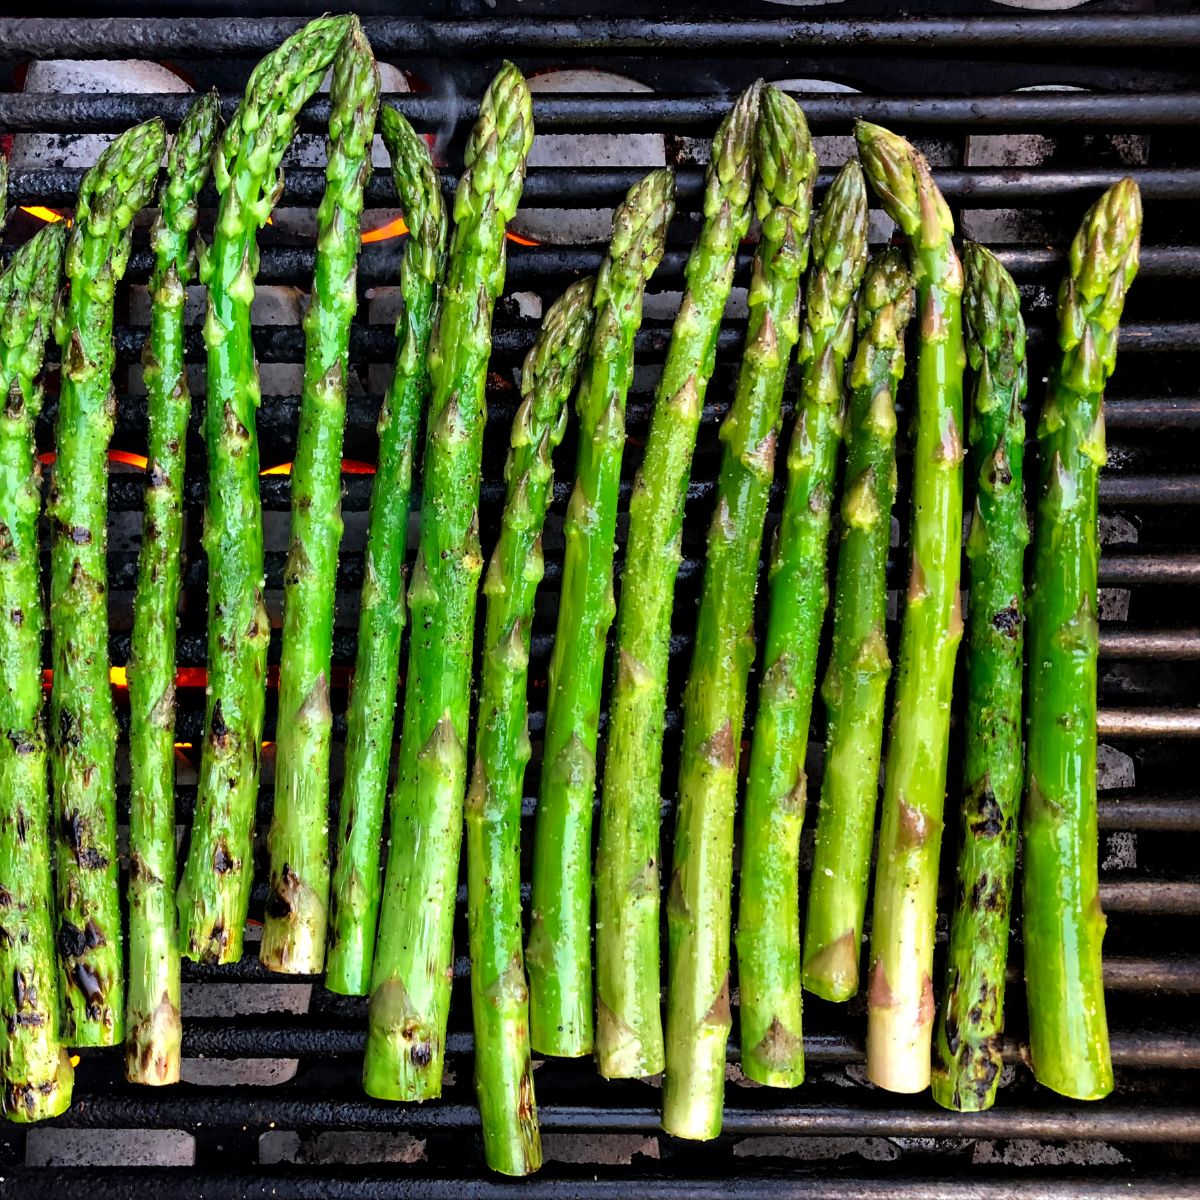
[468,278,595,1176]
[930,243,1027,1112]
[262,18,380,976]
[0,223,73,1122]
[50,117,166,1045]
[365,63,534,1102]
[1023,179,1140,1101]
[736,157,864,1079]
[326,105,448,997]
[177,15,352,965]
[594,83,759,1081]
[857,121,966,1094]
[126,93,220,1085]
[528,167,675,1059]
[666,86,815,1132]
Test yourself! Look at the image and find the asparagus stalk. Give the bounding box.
[528,167,675,1059]
[261,19,380,976]
[0,223,73,1122]
[468,278,595,1176]
[326,105,448,996]
[177,15,352,965]
[365,63,534,1102]
[801,240,909,1004]
[665,87,815,1133]
[857,121,966,1094]
[594,83,759,1081]
[1023,179,1140,1101]
[49,117,166,1045]
[737,157,865,1076]
[126,93,220,1084]
[930,243,1028,1112]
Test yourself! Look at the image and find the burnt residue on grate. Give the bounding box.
[1,4,1199,1194]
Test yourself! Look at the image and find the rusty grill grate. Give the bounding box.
[1,5,1198,1197]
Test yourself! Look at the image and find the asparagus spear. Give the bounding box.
[594,83,759,1081]
[49,117,166,1046]
[261,19,380,976]
[665,86,814,1133]
[857,121,966,1094]
[736,157,865,1078]
[177,15,352,965]
[326,105,448,996]
[365,63,534,1102]
[930,243,1027,1112]
[0,223,73,1122]
[126,93,220,1085]
[801,241,909,1004]
[468,278,595,1176]
[528,167,674,1059]
[1023,179,1140,1101]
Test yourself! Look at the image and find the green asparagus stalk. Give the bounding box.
[326,105,448,997]
[665,87,815,1133]
[468,278,595,1176]
[177,15,352,965]
[365,63,534,1102]
[801,241,909,1005]
[126,93,220,1085]
[736,157,865,1080]
[261,19,379,976]
[0,223,73,1122]
[594,83,759,1081]
[857,121,966,1094]
[1023,179,1140,1101]
[49,117,166,1046]
[528,167,674,1059]
[930,243,1027,1112]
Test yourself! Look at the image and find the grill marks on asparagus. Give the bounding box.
[1022,178,1140,1102]
[0,223,73,1121]
[326,104,447,997]
[528,166,675,1060]
[467,278,595,1176]
[176,14,352,967]
[49,117,166,1046]
[594,82,759,1083]
[126,92,220,1086]
[931,243,1027,1113]
[261,19,380,977]
[365,62,534,1104]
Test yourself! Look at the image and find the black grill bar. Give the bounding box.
[1,16,1200,58]
[3,91,1200,134]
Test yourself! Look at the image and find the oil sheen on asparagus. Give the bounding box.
[735,156,864,1084]
[50,117,166,1046]
[262,19,380,975]
[665,86,814,1135]
[1023,178,1141,1102]
[467,278,595,1176]
[857,121,966,1094]
[528,167,674,1059]
[366,63,534,1102]
[802,243,910,1004]
[594,83,759,1080]
[326,105,448,996]
[0,223,73,1122]
[126,93,219,1085]
[931,243,1027,1113]
[177,15,351,965]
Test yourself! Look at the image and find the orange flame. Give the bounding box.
[261,459,377,477]
[506,230,540,247]
[362,215,410,244]
[21,206,66,225]
[108,450,149,470]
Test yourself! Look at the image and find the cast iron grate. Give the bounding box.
[0,5,1197,1196]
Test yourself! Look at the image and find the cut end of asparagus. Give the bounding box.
[854,120,954,251]
[755,86,817,229]
[125,991,183,1086]
[2,1049,75,1123]
[364,978,445,1102]
[866,960,935,1093]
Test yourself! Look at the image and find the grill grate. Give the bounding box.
[1,6,1198,1196]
